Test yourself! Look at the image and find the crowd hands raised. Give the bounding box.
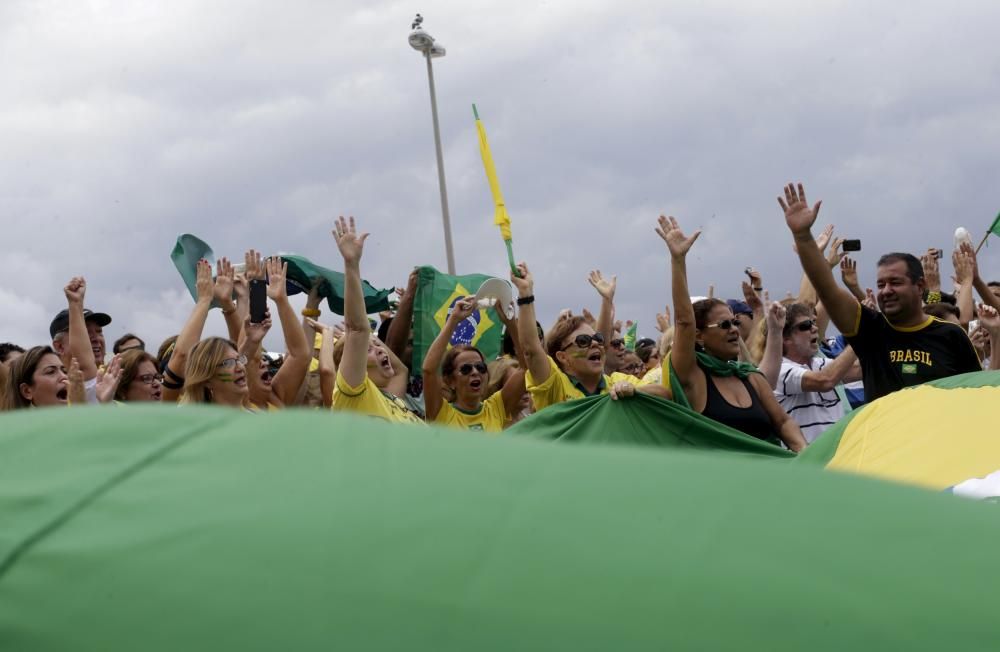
[2,183,998,451]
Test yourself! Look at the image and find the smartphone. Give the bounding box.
[249,280,267,323]
[842,239,861,252]
[932,248,943,259]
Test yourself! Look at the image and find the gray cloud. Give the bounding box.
[2,0,998,353]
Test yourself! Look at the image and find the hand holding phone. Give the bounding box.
[249,279,267,323]
[842,239,862,252]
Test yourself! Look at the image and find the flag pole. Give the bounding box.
[975,231,990,255]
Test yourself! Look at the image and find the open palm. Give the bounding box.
[655,215,701,258]
[778,183,821,235]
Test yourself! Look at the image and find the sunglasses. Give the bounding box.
[560,332,605,351]
[787,319,816,334]
[705,319,742,331]
[458,362,488,376]
[610,338,625,349]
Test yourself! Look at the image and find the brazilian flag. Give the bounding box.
[411,266,502,376]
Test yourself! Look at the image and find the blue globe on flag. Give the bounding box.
[448,297,481,345]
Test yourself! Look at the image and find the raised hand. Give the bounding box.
[213,257,235,307]
[816,224,835,253]
[959,241,981,281]
[778,183,822,236]
[979,304,1000,333]
[265,257,288,301]
[333,215,369,265]
[655,215,701,259]
[588,270,617,302]
[765,301,787,332]
[244,311,272,345]
[398,267,419,304]
[195,259,213,303]
[840,256,859,288]
[447,296,476,326]
[64,277,86,305]
[745,267,763,289]
[95,354,123,403]
[952,248,975,287]
[741,281,763,314]
[304,317,331,334]
[67,357,86,405]
[920,249,941,293]
[511,262,533,297]
[655,305,671,333]
[863,288,878,311]
[581,308,596,327]
[826,236,846,268]
[233,271,248,300]
[245,250,265,282]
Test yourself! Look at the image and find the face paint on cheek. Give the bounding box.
[570,351,590,359]
[216,373,236,383]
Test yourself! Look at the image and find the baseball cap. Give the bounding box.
[49,309,112,339]
[726,299,753,317]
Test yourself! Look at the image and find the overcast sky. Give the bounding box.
[2,0,999,353]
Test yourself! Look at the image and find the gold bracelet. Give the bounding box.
[301,308,321,318]
[926,291,942,304]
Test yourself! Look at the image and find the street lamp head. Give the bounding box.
[408,14,445,56]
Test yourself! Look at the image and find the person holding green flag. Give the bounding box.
[331,216,423,425]
[512,261,669,412]
[657,215,807,452]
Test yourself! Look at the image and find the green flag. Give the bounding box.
[989,212,1000,237]
[623,321,638,351]
[412,266,503,375]
[169,234,392,315]
[4,405,1000,649]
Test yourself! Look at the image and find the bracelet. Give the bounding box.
[301,308,321,318]
[221,304,237,315]
[926,291,942,305]
[516,295,535,306]
[753,287,763,292]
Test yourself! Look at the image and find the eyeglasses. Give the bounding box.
[705,319,742,331]
[457,362,488,376]
[560,332,605,351]
[610,338,626,349]
[622,363,645,374]
[136,373,163,385]
[218,354,248,369]
[791,319,816,332]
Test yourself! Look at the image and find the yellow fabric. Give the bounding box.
[308,358,320,373]
[434,391,508,433]
[476,119,512,240]
[526,356,645,412]
[827,384,1000,489]
[332,372,424,425]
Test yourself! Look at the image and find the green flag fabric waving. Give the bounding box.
[411,266,503,375]
[506,393,795,458]
[3,405,1000,650]
[170,234,392,315]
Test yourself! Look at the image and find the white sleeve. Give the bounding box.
[777,362,809,397]
[84,377,99,404]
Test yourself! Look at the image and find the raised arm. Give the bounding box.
[780,183,861,334]
[511,262,550,384]
[63,277,98,380]
[654,214,702,388]
[213,258,242,344]
[264,257,311,405]
[839,256,866,302]
[979,304,1000,371]
[305,318,337,408]
[300,281,323,355]
[758,302,787,389]
[799,345,861,392]
[952,247,976,328]
[333,216,372,389]
[968,241,1000,313]
[422,296,475,421]
[385,268,419,360]
[241,311,272,405]
[588,270,616,349]
[162,260,214,403]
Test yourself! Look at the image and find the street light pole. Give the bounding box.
[409,15,456,275]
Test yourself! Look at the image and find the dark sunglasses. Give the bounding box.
[705,318,742,330]
[788,319,816,333]
[560,332,605,351]
[610,338,626,349]
[458,362,488,376]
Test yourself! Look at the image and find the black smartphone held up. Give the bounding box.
[842,239,862,252]
[249,279,267,323]
[932,248,944,259]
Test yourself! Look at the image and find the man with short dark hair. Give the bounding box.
[112,333,145,354]
[774,304,861,442]
[780,183,980,402]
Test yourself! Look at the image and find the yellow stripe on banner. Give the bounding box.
[828,384,1000,489]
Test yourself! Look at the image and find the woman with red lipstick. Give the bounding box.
[421,297,526,432]
[658,215,807,452]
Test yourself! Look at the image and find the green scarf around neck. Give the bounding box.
[667,351,761,410]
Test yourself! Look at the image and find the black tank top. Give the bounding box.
[700,365,779,444]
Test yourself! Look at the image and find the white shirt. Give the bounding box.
[774,356,845,443]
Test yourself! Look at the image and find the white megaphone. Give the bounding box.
[473,278,515,321]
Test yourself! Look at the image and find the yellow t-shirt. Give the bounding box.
[332,372,425,425]
[433,391,508,433]
[525,356,645,412]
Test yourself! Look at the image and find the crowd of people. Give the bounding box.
[2,182,998,450]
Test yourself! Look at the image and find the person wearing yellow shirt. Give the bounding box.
[422,296,526,432]
[510,262,670,412]
[330,216,424,425]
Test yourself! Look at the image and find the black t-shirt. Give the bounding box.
[845,305,981,402]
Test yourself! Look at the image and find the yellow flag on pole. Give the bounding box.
[474,105,516,272]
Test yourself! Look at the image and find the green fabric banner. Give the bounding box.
[507,393,795,458]
[169,234,392,315]
[3,405,1000,649]
[411,266,503,375]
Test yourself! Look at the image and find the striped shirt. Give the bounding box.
[774,357,845,443]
